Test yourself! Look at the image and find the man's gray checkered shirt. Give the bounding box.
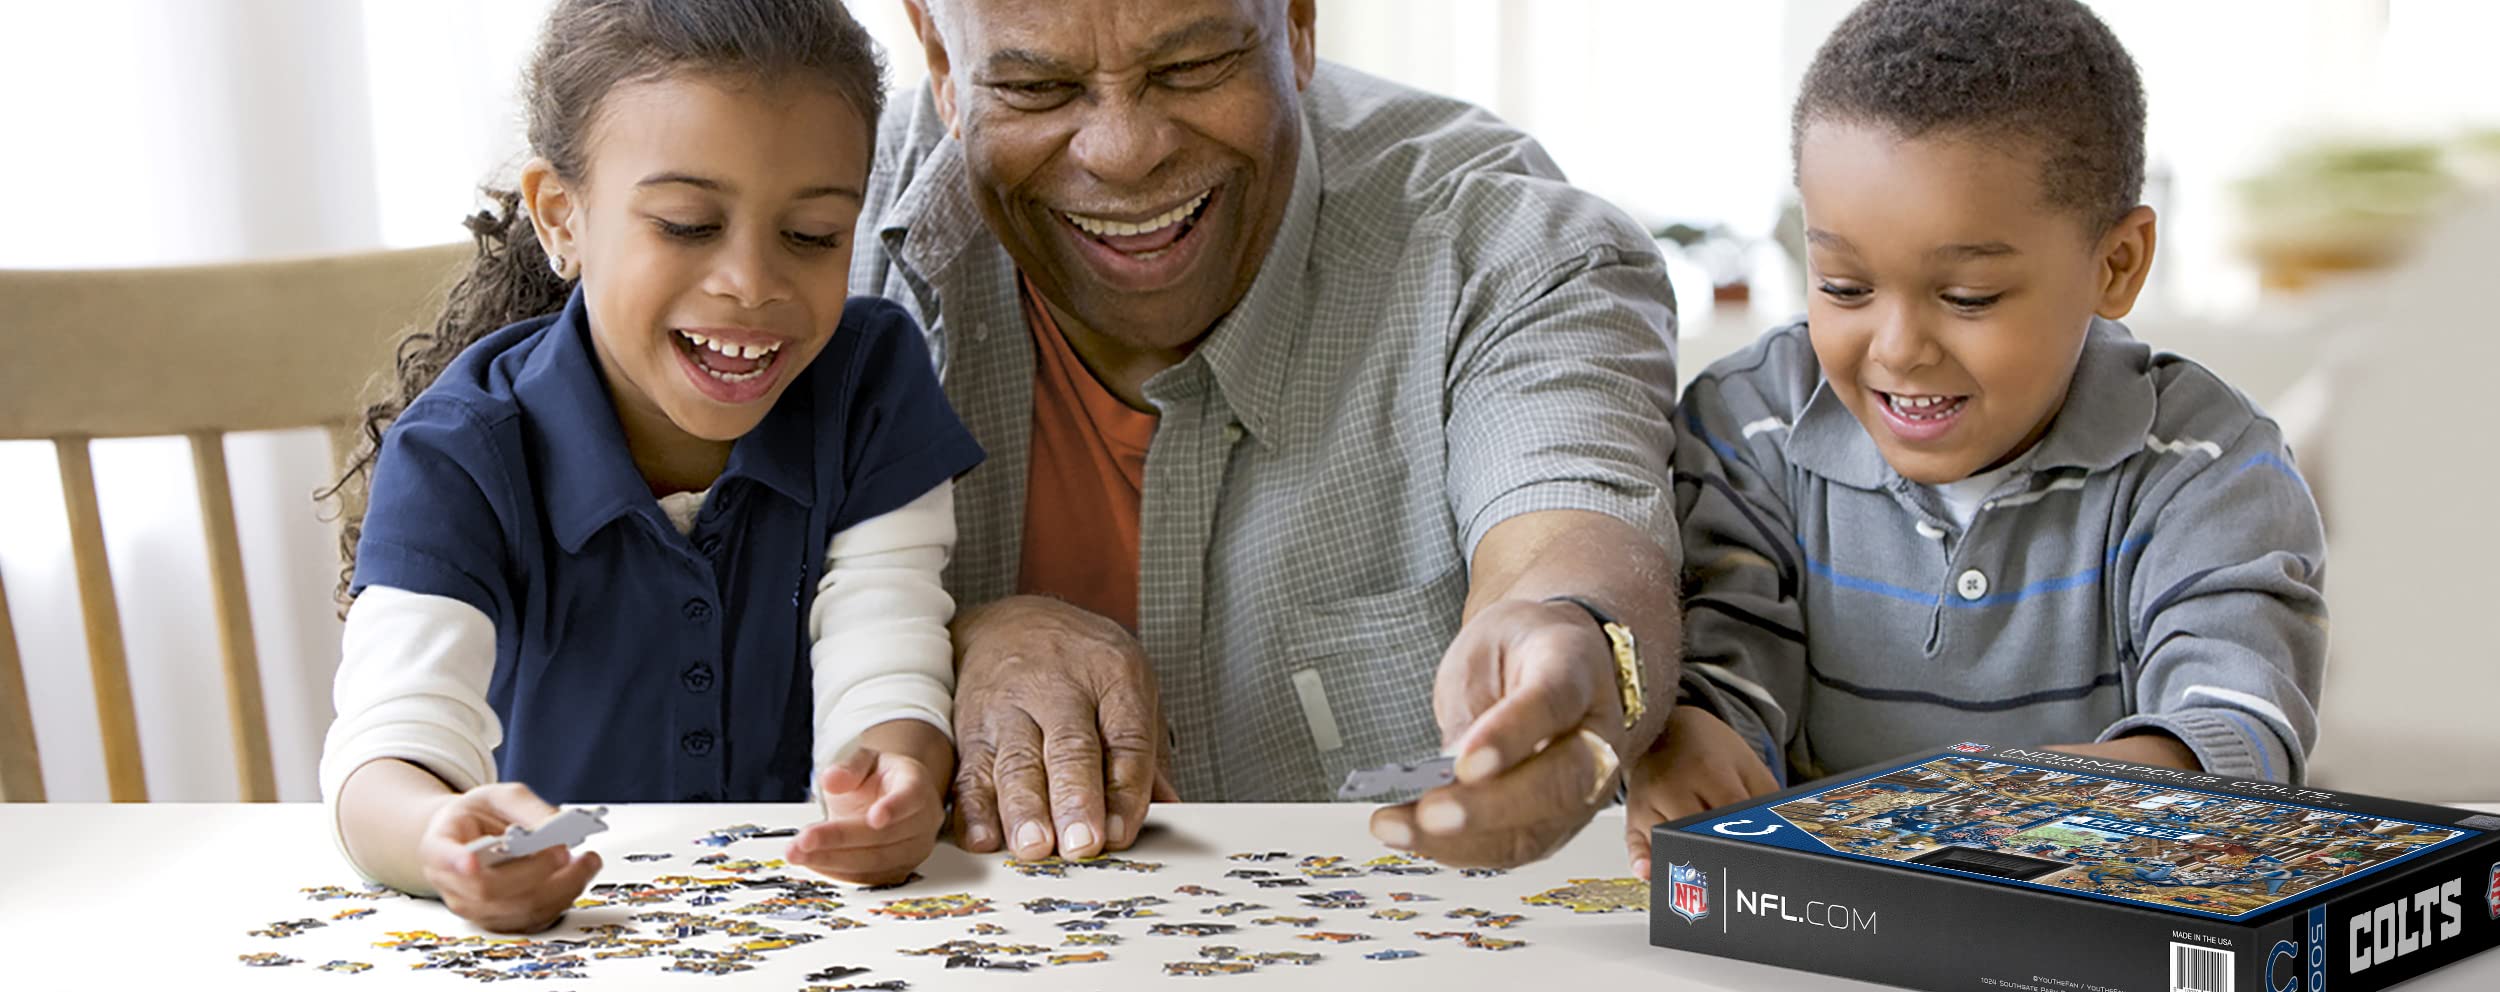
[851,63,1680,800]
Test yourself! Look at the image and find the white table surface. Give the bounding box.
[2,802,2494,990]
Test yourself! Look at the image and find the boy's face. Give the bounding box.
[1797,121,2153,485]
[528,74,870,450]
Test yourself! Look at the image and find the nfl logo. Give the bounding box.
[1668,863,1710,923]
[1951,742,1990,754]
[2486,863,2498,920]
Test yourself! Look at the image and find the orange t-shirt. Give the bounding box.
[1016,278,1155,632]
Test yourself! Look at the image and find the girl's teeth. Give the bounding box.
[677,331,782,360]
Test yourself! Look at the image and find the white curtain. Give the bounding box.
[0,0,2474,802]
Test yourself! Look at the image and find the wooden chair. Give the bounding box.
[0,244,468,802]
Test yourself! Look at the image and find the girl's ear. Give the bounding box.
[2093,204,2158,321]
[520,157,583,279]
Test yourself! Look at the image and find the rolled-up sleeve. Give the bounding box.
[1444,247,1680,562]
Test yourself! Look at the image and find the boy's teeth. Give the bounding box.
[1887,393,1963,419]
[1064,192,1208,238]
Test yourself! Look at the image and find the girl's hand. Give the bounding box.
[789,744,946,885]
[1623,705,1780,879]
[418,782,604,933]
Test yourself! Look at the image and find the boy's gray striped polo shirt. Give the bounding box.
[1676,319,2326,783]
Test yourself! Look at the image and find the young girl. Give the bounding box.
[318,0,982,933]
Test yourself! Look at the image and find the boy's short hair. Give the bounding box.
[1794,0,2146,230]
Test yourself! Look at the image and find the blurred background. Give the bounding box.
[1,0,2494,803]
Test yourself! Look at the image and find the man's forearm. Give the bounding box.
[1467,509,1680,755]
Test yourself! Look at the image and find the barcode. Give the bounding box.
[2171,942,2233,992]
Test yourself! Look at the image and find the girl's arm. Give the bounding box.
[323,587,598,929]
[321,585,503,891]
[789,481,962,882]
[806,481,961,776]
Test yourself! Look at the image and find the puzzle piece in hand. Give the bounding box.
[1337,754,1456,800]
[466,806,609,866]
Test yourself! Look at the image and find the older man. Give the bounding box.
[853,0,1681,869]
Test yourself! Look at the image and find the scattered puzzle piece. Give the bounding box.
[1165,960,1257,976]
[1371,908,1419,921]
[1366,948,1422,960]
[1149,922,1239,937]
[1049,951,1110,965]
[1521,877,1649,914]
[1253,915,1319,927]
[316,960,371,973]
[246,918,326,939]
[1298,931,1374,943]
[871,893,994,920]
[238,952,300,968]
[1251,950,1323,966]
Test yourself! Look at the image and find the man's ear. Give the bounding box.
[903,0,961,137]
[2094,204,2157,320]
[1286,0,1316,90]
[519,157,582,278]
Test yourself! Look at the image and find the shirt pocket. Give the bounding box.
[1276,564,1467,799]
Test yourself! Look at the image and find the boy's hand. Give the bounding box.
[1623,705,1780,879]
[790,745,946,885]
[2044,733,2202,771]
[418,783,603,933]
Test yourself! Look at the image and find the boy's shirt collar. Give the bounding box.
[515,287,817,554]
[1786,316,2157,492]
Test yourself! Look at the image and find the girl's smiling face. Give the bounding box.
[524,73,870,479]
[1797,120,2155,485]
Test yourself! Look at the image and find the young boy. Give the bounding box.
[1625,0,2328,877]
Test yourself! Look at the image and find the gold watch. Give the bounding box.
[1547,595,1644,731]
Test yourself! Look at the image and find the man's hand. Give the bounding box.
[789,720,952,885]
[949,596,1176,862]
[418,783,603,934]
[1367,598,1628,868]
[1622,705,1780,879]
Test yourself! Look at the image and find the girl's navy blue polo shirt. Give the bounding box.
[350,289,983,803]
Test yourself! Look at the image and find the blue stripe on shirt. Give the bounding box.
[1805,532,2154,609]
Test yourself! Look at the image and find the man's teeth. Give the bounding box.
[1887,393,1963,419]
[1063,192,1208,238]
[679,331,782,361]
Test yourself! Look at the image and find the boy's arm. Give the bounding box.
[1665,383,1813,778]
[2104,418,2328,783]
[808,481,961,783]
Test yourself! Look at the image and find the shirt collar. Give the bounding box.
[1786,316,2156,490]
[1168,125,1321,442]
[516,287,816,554]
